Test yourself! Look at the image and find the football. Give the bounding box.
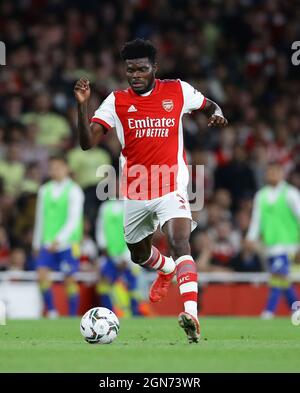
[80,307,120,344]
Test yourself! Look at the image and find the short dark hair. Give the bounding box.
[267,161,281,168]
[49,154,68,165]
[120,38,157,63]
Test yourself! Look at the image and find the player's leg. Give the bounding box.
[122,266,141,316]
[126,233,153,264]
[283,283,298,310]
[154,191,199,342]
[262,254,291,319]
[282,254,299,311]
[127,233,175,271]
[127,235,176,301]
[124,198,176,279]
[96,256,118,311]
[36,248,57,318]
[64,275,80,316]
[262,275,282,319]
[59,247,80,316]
[163,217,200,343]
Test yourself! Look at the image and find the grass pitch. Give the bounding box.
[0,317,299,372]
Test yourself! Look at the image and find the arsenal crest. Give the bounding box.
[162,99,174,112]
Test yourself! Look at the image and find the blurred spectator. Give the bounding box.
[214,127,236,167]
[214,145,257,209]
[0,226,10,271]
[231,240,263,273]
[0,0,298,277]
[208,219,241,270]
[235,208,251,237]
[13,183,37,248]
[67,144,111,220]
[194,219,241,272]
[193,231,213,272]
[21,123,50,178]
[0,143,25,196]
[21,92,70,150]
[0,126,7,158]
[213,188,233,220]
[193,201,227,230]
[20,162,41,195]
[8,247,26,271]
[80,218,98,272]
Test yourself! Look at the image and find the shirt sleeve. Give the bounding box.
[32,187,44,251]
[55,184,84,245]
[287,186,300,222]
[180,80,206,114]
[246,192,261,242]
[91,92,116,130]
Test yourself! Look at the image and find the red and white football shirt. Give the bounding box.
[91,79,206,200]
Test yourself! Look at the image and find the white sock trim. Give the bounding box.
[175,255,194,266]
[160,256,176,274]
[179,282,198,294]
[184,301,198,319]
[151,254,162,270]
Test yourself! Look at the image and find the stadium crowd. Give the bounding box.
[0,0,299,275]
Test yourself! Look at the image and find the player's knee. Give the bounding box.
[130,249,151,265]
[168,236,191,259]
[37,268,50,284]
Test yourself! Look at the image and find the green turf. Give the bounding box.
[0,317,299,372]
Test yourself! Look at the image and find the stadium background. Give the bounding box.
[0,0,300,318]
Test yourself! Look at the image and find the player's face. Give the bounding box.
[265,165,284,186]
[49,160,69,181]
[125,57,157,94]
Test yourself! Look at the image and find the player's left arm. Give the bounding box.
[244,192,261,252]
[32,187,44,255]
[286,186,300,263]
[180,80,228,127]
[202,98,228,127]
[287,186,300,222]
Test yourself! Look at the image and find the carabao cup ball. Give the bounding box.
[80,307,120,344]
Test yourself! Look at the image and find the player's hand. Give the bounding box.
[208,115,228,127]
[74,77,91,104]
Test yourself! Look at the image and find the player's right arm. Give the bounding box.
[74,77,106,150]
[32,187,44,255]
[180,80,228,127]
[245,192,261,251]
[286,185,300,222]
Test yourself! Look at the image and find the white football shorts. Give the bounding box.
[124,190,196,244]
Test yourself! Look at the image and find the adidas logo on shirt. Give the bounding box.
[128,105,137,112]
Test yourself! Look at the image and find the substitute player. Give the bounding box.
[96,197,141,316]
[246,162,300,319]
[32,156,84,317]
[74,39,227,342]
